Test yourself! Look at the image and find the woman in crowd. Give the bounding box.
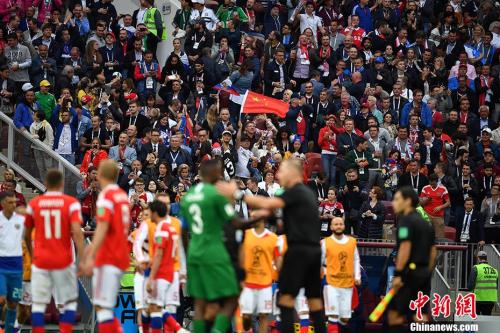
[258,170,281,197]
[30,110,54,180]
[80,138,108,173]
[358,186,385,239]
[319,187,344,236]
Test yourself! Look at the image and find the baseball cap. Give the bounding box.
[482,127,492,135]
[112,71,122,78]
[222,130,232,136]
[192,0,205,4]
[106,31,116,39]
[22,83,34,92]
[375,56,385,63]
[39,79,51,87]
[477,251,487,258]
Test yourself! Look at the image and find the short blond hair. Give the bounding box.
[98,160,120,182]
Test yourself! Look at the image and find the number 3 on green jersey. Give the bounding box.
[189,204,203,234]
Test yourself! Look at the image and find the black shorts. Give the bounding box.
[278,244,322,299]
[388,269,431,315]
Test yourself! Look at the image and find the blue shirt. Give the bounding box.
[353,4,373,32]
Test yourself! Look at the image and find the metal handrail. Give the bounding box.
[0,111,82,191]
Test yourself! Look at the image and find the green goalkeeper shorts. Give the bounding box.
[187,261,239,301]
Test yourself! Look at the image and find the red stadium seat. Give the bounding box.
[444,226,456,242]
[304,153,323,178]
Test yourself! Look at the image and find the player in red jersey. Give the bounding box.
[79,160,131,333]
[24,169,85,333]
[146,200,189,333]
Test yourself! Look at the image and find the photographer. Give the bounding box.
[119,159,150,192]
[129,177,153,228]
[0,65,15,114]
[345,138,375,191]
[80,138,108,174]
[341,168,368,235]
[76,166,100,230]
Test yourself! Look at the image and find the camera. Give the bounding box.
[92,144,98,149]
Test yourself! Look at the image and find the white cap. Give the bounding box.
[22,83,34,92]
[192,0,205,4]
[112,71,122,78]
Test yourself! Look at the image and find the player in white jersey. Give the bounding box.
[0,191,25,333]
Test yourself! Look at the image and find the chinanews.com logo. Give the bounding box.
[410,322,479,332]
[409,292,480,332]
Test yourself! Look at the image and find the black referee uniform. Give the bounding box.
[278,183,325,333]
[389,211,435,317]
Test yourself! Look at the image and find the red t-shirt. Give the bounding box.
[25,192,82,269]
[420,184,449,218]
[95,184,131,270]
[342,27,366,48]
[153,220,177,282]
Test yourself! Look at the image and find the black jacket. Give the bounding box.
[264,60,290,97]
[358,200,385,239]
[418,138,443,168]
[139,142,168,165]
[453,208,484,243]
[397,172,429,193]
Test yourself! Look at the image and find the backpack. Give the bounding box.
[37,123,46,142]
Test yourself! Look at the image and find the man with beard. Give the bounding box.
[321,217,361,333]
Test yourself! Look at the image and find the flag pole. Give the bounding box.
[240,90,250,118]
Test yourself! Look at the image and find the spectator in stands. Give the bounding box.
[358,186,385,239]
[420,173,451,239]
[109,132,138,176]
[76,166,99,230]
[0,179,26,209]
[398,159,429,193]
[481,184,500,227]
[4,33,31,91]
[453,197,485,245]
[30,110,54,180]
[80,138,109,173]
[13,83,36,131]
[52,107,79,164]
[0,166,17,195]
[0,65,15,115]
[341,168,366,235]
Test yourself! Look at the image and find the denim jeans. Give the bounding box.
[321,153,337,187]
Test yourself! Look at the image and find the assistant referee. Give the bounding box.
[388,186,437,333]
[217,158,326,333]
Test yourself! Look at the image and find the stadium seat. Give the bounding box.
[381,201,395,224]
[444,226,456,242]
[304,153,323,178]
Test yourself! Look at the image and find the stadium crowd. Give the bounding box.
[1,0,499,242]
[0,0,499,331]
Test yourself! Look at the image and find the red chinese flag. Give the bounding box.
[241,91,289,118]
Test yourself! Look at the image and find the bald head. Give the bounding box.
[351,72,362,83]
[330,217,345,235]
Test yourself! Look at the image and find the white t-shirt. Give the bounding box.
[299,14,323,38]
[55,124,72,155]
[0,212,25,258]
